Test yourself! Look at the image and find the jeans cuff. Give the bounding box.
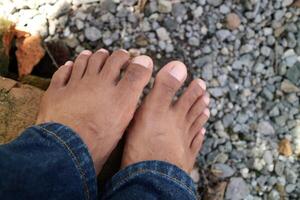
[34,122,97,200]
[104,160,197,198]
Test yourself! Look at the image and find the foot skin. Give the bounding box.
[37,49,153,174]
[122,61,210,173]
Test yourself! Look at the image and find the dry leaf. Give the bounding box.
[278,139,293,156]
[15,34,45,77]
[292,0,300,7]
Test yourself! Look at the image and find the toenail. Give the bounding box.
[203,95,210,105]
[131,56,152,68]
[169,63,186,81]
[97,48,109,54]
[119,49,129,54]
[203,108,210,117]
[64,61,73,67]
[81,50,92,55]
[200,128,206,136]
[197,79,206,90]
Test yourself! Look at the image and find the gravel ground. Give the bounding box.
[1,0,300,199]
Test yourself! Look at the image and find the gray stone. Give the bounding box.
[202,64,213,80]
[216,30,231,41]
[188,37,200,46]
[268,190,280,200]
[263,150,273,165]
[286,62,300,86]
[222,113,235,128]
[156,27,170,41]
[84,26,102,41]
[75,19,84,30]
[285,170,298,184]
[212,163,235,178]
[209,88,225,98]
[282,0,294,7]
[158,0,172,13]
[261,46,272,57]
[225,178,250,200]
[193,6,203,18]
[207,0,223,7]
[257,121,275,135]
[286,184,296,193]
[275,162,285,176]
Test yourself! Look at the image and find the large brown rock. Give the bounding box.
[0,76,44,144]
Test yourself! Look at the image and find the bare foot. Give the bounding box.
[37,49,153,174]
[122,61,210,173]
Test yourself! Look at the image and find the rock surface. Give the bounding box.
[0,77,43,144]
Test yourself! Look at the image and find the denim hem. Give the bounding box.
[103,160,197,199]
[34,122,97,200]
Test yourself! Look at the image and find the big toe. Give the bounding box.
[147,61,187,109]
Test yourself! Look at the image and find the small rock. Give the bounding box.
[226,13,241,30]
[158,0,172,13]
[257,121,275,135]
[207,0,223,7]
[76,19,84,30]
[212,163,235,178]
[275,162,285,176]
[188,37,200,46]
[193,6,203,18]
[156,27,170,41]
[263,150,273,165]
[282,0,294,7]
[285,184,295,193]
[209,87,225,98]
[286,62,300,86]
[216,29,231,41]
[225,177,250,200]
[84,26,102,42]
[280,79,300,93]
[278,139,293,156]
[261,46,272,57]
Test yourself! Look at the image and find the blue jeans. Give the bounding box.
[0,123,197,199]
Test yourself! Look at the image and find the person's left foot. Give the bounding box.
[36,49,153,174]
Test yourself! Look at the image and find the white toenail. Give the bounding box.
[203,108,210,117]
[201,129,206,136]
[203,95,210,105]
[97,48,109,54]
[64,61,73,67]
[169,64,186,81]
[132,56,151,68]
[197,79,206,90]
[81,50,92,55]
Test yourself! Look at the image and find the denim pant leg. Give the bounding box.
[102,161,197,200]
[0,123,97,200]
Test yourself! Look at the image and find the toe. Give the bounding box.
[148,61,187,108]
[186,93,210,123]
[117,55,153,101]
[175,79,206,115]
[100,49,130,84]
[49,61,73,88]
[69,50,92,82]
[85,48,110,76]
[190,128,205,154]
[189,108,210,137]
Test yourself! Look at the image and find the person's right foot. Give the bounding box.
[37,49,153,174]
[122,61,210,173]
